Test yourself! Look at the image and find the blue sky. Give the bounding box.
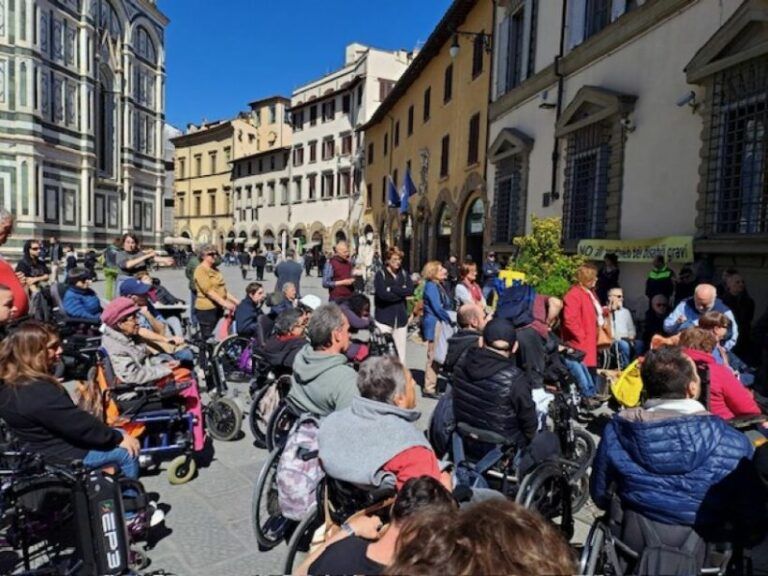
[161,0,453,129]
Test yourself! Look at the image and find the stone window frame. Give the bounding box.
[488,128,533,248]
[686,0,768,245]
[555,85,636,243]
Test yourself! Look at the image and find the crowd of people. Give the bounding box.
[4,205,768,575]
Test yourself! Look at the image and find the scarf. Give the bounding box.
[464,280,483,304]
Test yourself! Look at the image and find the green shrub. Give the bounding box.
[511,216,584,298]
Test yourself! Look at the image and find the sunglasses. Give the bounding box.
[30,247,40,251]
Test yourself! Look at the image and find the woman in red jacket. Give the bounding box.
[562,264,603,403]
[679,327,760,420]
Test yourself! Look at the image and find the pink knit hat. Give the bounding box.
[101,297,139,328]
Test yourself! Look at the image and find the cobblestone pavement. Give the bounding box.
[93,265,598,576]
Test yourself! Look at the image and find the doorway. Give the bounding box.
[463,197,485,265]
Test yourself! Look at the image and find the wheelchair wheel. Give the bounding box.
[516,461,574,537]
[213,335,252,384]
[266,401,297,453]
[168,455,197,484]
[579,521,608,575]
[572,429,596,470]
[248,384,272,449]
[283,503,322,575]
[207,397,243,442]
[252,448,293,549]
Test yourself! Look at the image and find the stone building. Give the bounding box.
[233,43,413,256]
[172,96,291,250]
[361,0,493,270]
[0,0,168,250]
[487,0,768,312]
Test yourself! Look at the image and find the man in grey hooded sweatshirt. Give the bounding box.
[319,356,451,492]
[288,303,359,417]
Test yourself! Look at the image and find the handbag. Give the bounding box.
[597,320,613,349]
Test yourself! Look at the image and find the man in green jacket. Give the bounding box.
[288,303,359,417]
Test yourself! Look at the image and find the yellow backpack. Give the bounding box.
[610,359,644,408]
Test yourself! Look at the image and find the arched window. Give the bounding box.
[133,26,157,63]
[97,0,121,39]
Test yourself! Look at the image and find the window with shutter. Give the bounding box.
[467,113,480,165]
[423,87,431,122]
[440,135,450,177]
[494,156,523,244]
[472,31,485,78]
[407,105,414,135]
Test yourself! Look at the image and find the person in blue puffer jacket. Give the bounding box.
[62,268,102,322]
[591,346,757,533]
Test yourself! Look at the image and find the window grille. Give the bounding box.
[705,57,768,234]
[494,155,523,244]
[563,122,611,239]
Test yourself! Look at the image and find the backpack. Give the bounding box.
[495,285,535,327]
[428,387,455,458]
[635,515,705,575]
[276,415,325,521]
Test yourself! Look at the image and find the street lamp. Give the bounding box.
[449,31,493,59]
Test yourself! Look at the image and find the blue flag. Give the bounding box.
[387,176,400,208]
[400,167,417,214]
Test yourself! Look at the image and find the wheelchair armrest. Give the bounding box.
[728,414,767,430]
[158,381,191,399]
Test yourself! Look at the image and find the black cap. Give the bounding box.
[483,318,516,349]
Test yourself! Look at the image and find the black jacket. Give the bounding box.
[443,329,481,373]
[373,269,414,327]
[261,336,305,375]
[0,380,123,462]
[453,347,538,447]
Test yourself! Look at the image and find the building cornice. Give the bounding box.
[135,0,170,26]
[171,122,234,147]
[362,0,480,130]
[489,0,696,122]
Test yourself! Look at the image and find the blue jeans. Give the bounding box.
[563,358,597,398]
[189,290,199,327]
[83,445,139,479]
[615,339,632,369]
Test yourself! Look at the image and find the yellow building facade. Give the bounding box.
[172,97,291,250]
[362,0,492,269]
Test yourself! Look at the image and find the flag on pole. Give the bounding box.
[400,167,417,214]
[387,176,400,208]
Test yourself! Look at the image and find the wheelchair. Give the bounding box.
[90,349,204,485]
[247,349,293,449]
[0,443,153,574]
[579,499,742,576]
[251,398,316,551]
[188,334,245,443]
[449,389,594,538]
[282,477,396,574]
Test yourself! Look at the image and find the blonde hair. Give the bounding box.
[0,321,61,387]
[421,260,443,282]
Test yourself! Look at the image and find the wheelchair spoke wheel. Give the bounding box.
[571,429,596,471]
[213,335,252,384]
[266,401,297,453]
[516,462,566,521]
[168,455,197,484]
[579,521,608,575]
[283,504,322,575]
[207,397,243,442]
[248,385,273,449]
[252,448,292,550]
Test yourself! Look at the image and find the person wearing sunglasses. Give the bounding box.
[640,294,670,354]
[607,288,636,368]
[15,240,51,294]
[193,244,239,341]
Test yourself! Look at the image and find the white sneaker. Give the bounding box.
[148,503,165,527]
